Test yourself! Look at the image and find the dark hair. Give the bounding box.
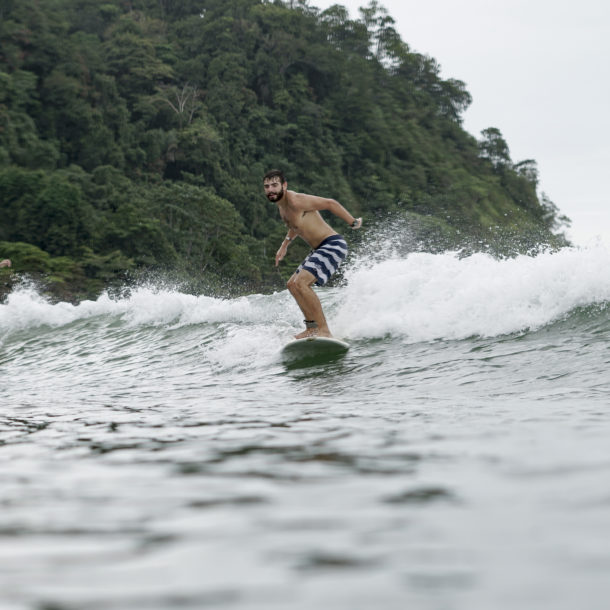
[263,169,286,183]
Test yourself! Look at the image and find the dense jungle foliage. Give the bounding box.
[0,0,570,301]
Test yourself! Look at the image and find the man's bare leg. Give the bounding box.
[286,271,332,338]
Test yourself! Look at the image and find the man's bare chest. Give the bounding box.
[279,206,310,229]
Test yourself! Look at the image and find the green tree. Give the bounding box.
[479,127,511,169]
[155,181,260,282]
[0,168,92,256]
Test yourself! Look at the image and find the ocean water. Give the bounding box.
[1,244,610,610]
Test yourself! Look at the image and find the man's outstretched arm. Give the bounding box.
[297,194,363,230]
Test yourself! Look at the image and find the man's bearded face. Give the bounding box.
[264,179,284,202]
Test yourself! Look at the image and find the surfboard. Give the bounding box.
[281,336,349,364]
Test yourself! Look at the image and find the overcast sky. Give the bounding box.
[311,0,610,245]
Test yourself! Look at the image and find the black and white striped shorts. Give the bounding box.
[296,234,348,286]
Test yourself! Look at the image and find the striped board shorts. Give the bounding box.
[296,234,348,286]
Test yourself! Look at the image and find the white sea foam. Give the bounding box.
[0,285,296,334]
[2,245,609,345]
[333,244,610,342]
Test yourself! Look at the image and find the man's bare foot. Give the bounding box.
[294,328,332,339]
[295,328,318,339]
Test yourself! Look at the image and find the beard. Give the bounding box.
[267,187,284,202]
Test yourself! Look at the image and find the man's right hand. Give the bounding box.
[275,244,288,267]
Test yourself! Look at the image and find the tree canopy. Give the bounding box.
[0,0,570,301]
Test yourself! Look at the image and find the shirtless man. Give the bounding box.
[264,169,362,339]
[0,259,11,268]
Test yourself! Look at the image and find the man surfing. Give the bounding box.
[264,169,362,339]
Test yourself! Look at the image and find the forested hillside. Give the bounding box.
[0,0,570,301]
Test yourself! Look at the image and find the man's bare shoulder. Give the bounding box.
[288,190,334,211]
